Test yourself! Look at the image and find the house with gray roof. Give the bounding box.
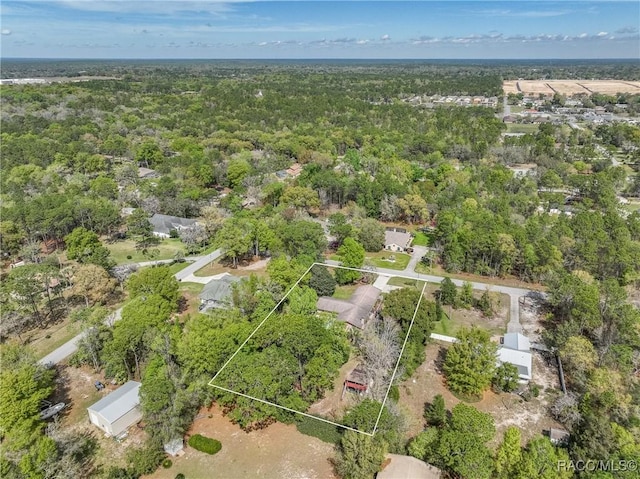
[199,273,241,311]
[87,381,142,437]
[384,228,412,252]
[150,213,198,238]
[316,284,381,329]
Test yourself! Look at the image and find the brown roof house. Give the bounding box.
[385,228,412,252]
[316,284,381,329]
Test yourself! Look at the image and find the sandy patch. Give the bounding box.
[146,405,337,479]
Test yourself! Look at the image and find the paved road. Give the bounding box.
[38,249,222,365]
[502,94,511,118]
[327,251,542,333]
[175,249,222,282]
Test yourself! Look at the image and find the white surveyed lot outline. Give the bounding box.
[208,263,427,437]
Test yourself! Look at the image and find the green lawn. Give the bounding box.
[365,251,411,271]
[415,262,431,274]
[387,277,426,290]
[168,261,191,275]
[105,238,187,264]
[411,231,431,247]
[30,319,83,360]
[432,315,458,336]
[332,284,358,299]
[178,282,205,295]
[625,200,640,213]
[505,123,538,134]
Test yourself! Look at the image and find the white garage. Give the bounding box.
[87,381,142,437]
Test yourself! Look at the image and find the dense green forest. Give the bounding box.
[1,61,640,479]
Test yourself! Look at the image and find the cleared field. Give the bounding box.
[105,238,186,264]
[546,81,591,95]
[504,79,640,96]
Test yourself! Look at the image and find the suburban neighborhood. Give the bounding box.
[1,54,639,479]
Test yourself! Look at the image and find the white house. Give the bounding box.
[384,228,412,252]
[87,381,142,437]
[498,332,532,382]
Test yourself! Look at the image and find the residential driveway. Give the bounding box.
[326,250,541,332]
[175,249,222,281]
[406,245,428,272]
[38,249,222,365]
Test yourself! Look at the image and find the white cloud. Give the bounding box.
[472,8,572,18]
[380,34,390,41]
[1,29,11,35]
[408,30,631,46]
[55,0,239,16]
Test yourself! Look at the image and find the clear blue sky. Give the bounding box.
[1,1,639,59]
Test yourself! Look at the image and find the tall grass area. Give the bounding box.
[295,416,342,445]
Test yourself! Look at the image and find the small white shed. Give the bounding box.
[88,381,142,437]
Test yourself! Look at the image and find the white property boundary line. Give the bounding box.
[208,262,426,436]
[372,280,427,435]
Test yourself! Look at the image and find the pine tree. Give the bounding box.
[335,430,387,479]
[425,394,447,427]
[494,426,522,479]
[439,277,457,306]
[459,281,474,309]
[443,327,498,397]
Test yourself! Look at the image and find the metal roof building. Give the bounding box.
[502,332,531,352]
[87,381,142,437]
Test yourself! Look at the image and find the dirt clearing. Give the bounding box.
[146,404,337,479]
[504,79,640,96]
[398,343,564,446]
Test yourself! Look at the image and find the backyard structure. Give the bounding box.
[150,213,198,238]
[497,332,532,382]
[549,428,571,446]
[316,284,382,329]
[342,365,371,398]
[87,381,142,437]
[384,228,413,252]
[199,273,241,311]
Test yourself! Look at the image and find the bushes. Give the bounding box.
[295,416,342,445]
[125,441,165,477]
[388,385,400,402]
[162,458,173,468]
[188,434,222,455]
